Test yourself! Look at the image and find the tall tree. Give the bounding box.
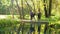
[49,0,52,17]
[43,0,48,18]
[25,0,32,11]
[11,0,14,18]
[15,0,22,19]
[15,0,24,34]
[21,0,24,19]
[31,0,36,13]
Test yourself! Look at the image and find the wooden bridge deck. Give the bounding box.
[20,20,49,24]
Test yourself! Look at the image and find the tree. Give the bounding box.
[49,0,52,17]
[31,0,36,13]
[43,0,48,18]
[15,0,22,19]
[11,0,14,18]
[25,0,32,11]
[15,0,25,34]
[21,0,24,19]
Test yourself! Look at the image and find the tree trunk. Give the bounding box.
[15,0,24,34]
[11,0,14,18]
[15,0,22,19]
[43,0,48,18]
[49,0,52,17]
[31,0,36,13]
[25,0,32,10]
[21,0,24,19]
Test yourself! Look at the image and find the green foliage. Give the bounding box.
[55,24,60,29]
[0,19,19,28]
[0,0,60,34]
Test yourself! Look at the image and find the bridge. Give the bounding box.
[20,20,49,24]
[17,20,49,34]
